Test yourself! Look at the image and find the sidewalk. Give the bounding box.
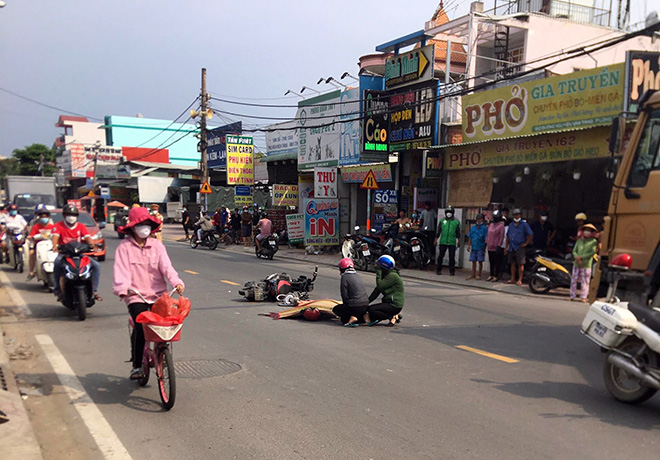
[0,285,44,460]
[161,224,557,299]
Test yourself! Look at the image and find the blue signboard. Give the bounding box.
[373,189,398,205]
[208,122,242,169]
[304,198,339,246]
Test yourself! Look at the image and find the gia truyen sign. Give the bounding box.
[462,63,624,142]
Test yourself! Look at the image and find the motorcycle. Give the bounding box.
[58,241,96,321]
[529,253,597,294]
[581,253,660,404]
[254,229,278,260]
[190,227,218,250]
[7,228,26,273]
[34,229,57,291]
[399,227,432,269]
[239,266,318,302]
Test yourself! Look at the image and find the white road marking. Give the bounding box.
[0,269,32,316]
[36,334,133,460]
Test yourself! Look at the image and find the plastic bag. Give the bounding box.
[148,293,191,323]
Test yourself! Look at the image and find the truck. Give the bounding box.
[591,90,660,303]
[2,176,57,217]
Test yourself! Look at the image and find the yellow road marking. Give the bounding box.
[221,280,239,285]
[184,270,199,275]
[455,345,519,364]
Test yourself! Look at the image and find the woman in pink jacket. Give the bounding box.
[113,207,185,380]
[485,210,506,282]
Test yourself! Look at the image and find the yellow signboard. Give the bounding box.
[273,184,298,207]
[462,63,624,142]
[227,135,254,185]
[445,126,611,170]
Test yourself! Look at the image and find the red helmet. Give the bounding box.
[303,308,321,321]
[338,258,354,270]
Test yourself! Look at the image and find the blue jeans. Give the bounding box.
[54,254,101,295]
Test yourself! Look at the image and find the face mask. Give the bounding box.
[9,210,17,216]
[65,215,77,225]
[412,214,417,219]
[514,217,521,223]
[446,213,453,218]
[583,231,593,238]
[541,216,548,222]
[39,217,49,225]
[134,225,152,239]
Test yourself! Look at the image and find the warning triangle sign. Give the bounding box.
[360,170,379,190]
[200,181,213,194]
[87,190,95,198]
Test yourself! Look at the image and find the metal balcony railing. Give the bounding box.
[491,0,612,28]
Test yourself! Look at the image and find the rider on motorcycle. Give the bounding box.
[51,204,102,302]
[254,212,273,253]
[194,212,214,244]
[4,204,27,262]
[26,207,55,280]
[112,206,185,380]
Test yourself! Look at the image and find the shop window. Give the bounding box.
[627,109,660,188]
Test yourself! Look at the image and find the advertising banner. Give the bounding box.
[227,135,254,185]
[389,82,436,152]
[304,198,339,246]
[208,122,242,169]
[297,90,341,170]
[273,184,298,207]
[340,164,392,183]
[423,150,443,178]
[462,63,625,142]
[374,189,398,220]
[339,88,361,166]
[624,51,660,113]
[285,213,304,243]
[234,185,252,206]
[266,120,299,156]
[314,167,337,198]
[385,44,434,90]
[361,90,390,162]
[414,188,439,211]
[69,144,86,178]
[298,176,314,211]
[444,126,610,170]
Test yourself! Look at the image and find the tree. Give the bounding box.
[11,143,56,176]
[0,157,20,179]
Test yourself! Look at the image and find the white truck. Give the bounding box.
[2,176,57,216]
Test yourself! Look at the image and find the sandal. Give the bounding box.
[516,281,523,286]
[486,276,493,282]
[344,322,359,328]
[94,293,103,301]
[26,273,35,281]
[395,314,403,323]
[507,280,515,285]
[366,320,380,327]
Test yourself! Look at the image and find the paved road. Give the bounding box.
[3,234,660,460]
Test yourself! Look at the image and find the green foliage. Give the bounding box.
[0,157,20,179]
[11,144,56,176]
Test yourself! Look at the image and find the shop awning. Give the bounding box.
[262,152,297,163]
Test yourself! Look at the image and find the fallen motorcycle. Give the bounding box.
[239,266,318,302]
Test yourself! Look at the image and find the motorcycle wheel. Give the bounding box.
[189,237,198,249]
[46,273,55,292]
[354,253,368,271]
[208,236,218,251]
[603,339,658,404]
[17,252,24,273]
[529,276,551,294]
[268,252,274,260]
[76,288,87,321]
[399,251,411,269]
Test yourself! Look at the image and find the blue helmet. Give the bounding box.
[34,203,49,215]
[376,255,395,271]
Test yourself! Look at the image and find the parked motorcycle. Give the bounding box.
[399,227,432,269]
[33,229,57,291]
[8,228,26,273]
[239,266,318,302]
[254,229,278,259]
[58,241,96,321]
[529,254,597,294]
[581,254,660,404]
[190,228,218,250]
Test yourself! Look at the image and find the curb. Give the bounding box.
[0,286,44,460]
[162,233,546,299]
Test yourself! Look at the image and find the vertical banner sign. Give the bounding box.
[234,185,253,206]
[389,82,436,152]
[361,90,390,162]
[227,135,254,185]
[624,51,660,113]
[297,90,341,170]
[285,213,304,243]
[208,122,242,169]
[298,176,314,211]
[314,167,337,198]
[339,88,361,166]
[273,184,299,207]
[304,198,339,246]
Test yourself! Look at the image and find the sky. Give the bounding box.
[0,0,650,156]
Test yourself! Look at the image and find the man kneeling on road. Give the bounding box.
[51,204,102,302]
[504,208,533,286]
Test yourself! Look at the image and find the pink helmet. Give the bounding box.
[338,258,354,270]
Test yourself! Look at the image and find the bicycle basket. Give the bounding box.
[143,321,183,343]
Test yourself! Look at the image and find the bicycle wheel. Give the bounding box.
[157,346,176,410]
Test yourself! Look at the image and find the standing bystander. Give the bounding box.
[434,206,460,276]
[466,213,488,280]
[504,209,533,286]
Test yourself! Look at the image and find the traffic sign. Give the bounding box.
[87,190,95,198]
[200,181,213,194]
[360,170,379,190]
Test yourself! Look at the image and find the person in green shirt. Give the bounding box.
[434,206,461,276]
[364,255,404,327]
[570,223,599,302]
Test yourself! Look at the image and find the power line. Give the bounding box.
[0,87,102,121]
[132,97,200,148]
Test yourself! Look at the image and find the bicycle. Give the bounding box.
[127,288,181,410]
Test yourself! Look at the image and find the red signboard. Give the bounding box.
[122,146,169,164]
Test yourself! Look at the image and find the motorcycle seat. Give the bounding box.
[628,302,660,333]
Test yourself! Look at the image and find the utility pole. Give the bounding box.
[91,141,100,194]
[39,153,44,177]
[200,68,209,213]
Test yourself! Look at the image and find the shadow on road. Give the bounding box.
[80,372,167,413]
